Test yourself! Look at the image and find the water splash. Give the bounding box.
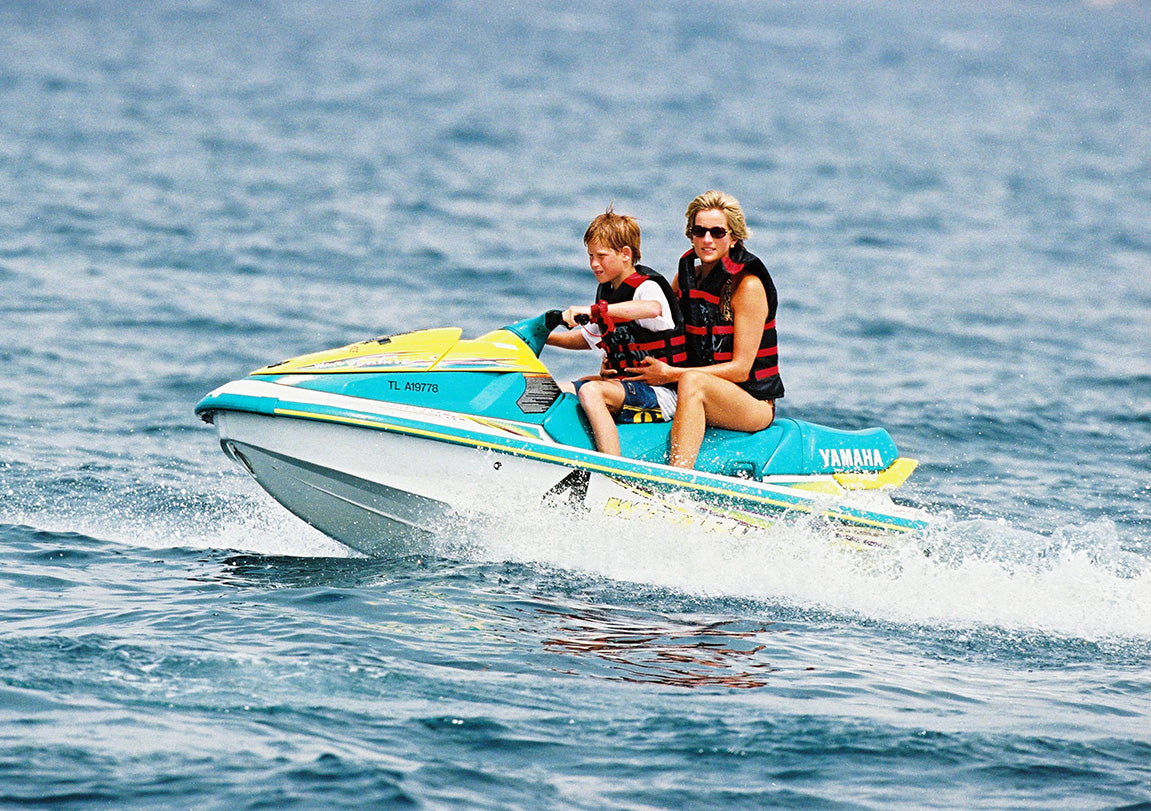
[8,458,1149,641]
[4,471,349,559]
[461,502,1151,642]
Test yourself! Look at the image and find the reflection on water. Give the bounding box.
[212,556,786,688]
[540,607,779,689]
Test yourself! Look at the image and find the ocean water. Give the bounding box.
[3,0,1151,807]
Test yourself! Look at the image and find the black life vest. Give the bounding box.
[592,266,686,375]
[676,245,784,401]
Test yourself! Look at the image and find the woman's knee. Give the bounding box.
[676,370,709,403]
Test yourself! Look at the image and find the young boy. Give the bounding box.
[546,206,685,455]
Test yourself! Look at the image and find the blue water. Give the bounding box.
[3,0,1151,807]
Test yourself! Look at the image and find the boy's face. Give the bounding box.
[587,241,633,287]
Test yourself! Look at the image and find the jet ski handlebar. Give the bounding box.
[542,310,590,331]
[506,310,592,356]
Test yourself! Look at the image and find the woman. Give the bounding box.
[627,190,784,468]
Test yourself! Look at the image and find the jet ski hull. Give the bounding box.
[202,377,930,557]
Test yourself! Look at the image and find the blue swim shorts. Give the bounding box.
[616,380,667,424]
[573,379,676,424]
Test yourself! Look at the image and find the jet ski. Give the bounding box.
[195,312,930,557]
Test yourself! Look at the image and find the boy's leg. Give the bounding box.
[560,375,602,395]
[577,379,626,455]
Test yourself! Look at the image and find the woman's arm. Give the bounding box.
[717,272,768,383]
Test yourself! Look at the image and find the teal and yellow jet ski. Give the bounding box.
[195,312,930,556]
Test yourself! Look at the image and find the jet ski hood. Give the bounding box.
[250,319,550,377]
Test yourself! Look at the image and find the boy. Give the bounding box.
[546,206,685,455]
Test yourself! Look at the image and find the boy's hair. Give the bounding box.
[584,204,641,262]
[684,190,749,245]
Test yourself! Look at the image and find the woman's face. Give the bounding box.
[691,208,732,268]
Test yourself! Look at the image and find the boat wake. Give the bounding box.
[7,471,1149,643]
[456,499,1151,643]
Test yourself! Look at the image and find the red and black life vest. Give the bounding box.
[592,266,686,375]
[676,245,785,401]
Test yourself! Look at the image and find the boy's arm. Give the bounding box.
[605,299,662,322]
[546,329,593,350]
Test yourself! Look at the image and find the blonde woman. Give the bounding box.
[626,190,783,468]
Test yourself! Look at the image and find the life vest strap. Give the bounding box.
[591,300,615,333]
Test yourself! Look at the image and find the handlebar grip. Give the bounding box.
[574,314,590,325]
[544,310,566,331]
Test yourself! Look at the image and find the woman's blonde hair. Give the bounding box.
[684,190,749,245]
[584,204,641,262]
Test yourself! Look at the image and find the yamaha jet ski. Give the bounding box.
[195,312,930,556]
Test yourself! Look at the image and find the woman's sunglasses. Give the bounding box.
[691,225,729,239]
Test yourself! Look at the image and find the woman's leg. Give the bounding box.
[669,371,775,468]
[577,379,626,455]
